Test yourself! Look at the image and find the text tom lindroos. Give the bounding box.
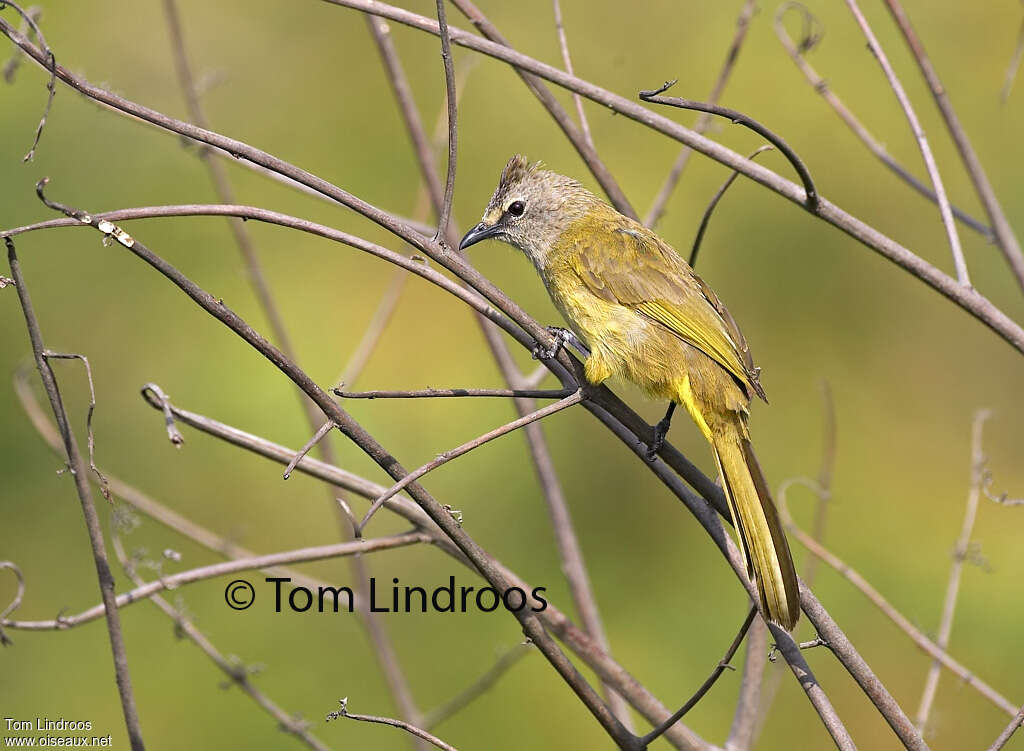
[266,576,548,614]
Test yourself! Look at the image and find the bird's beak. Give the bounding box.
[459,221,501,250]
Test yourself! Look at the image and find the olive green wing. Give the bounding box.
[569,222,765,400]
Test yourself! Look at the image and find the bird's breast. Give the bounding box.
[542,268,681,397]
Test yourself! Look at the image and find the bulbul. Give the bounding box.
[460,155,800,630]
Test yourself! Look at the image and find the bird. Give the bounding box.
[459,155,800,630]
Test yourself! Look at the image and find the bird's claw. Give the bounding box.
[645,419,671,461]
[532,327,573,360]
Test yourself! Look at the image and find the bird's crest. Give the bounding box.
[499,154,543,193]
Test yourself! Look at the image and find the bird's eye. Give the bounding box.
[507,200,525,217]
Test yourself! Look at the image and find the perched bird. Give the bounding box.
[460,155,800,630]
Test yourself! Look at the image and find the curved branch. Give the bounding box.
[639,81,819,210]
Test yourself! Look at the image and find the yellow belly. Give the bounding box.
[544,270,749,427]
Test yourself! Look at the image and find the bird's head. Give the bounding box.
[459,155,598,268]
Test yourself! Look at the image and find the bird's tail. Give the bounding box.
[710,420,800,630]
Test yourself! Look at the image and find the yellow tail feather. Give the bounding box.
[711,423,800,630]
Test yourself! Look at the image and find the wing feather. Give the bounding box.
[568,219,765,400]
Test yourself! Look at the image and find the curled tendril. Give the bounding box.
[0,561,27,645]
[777,1,825,54]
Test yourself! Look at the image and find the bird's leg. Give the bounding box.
[646,402,677,460]
[532,326,589,360]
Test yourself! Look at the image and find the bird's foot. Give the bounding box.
[645,417,672,461]
[531,326,575,360]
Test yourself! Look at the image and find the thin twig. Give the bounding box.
[844,0,969,286]
[328,699,458,751]
[641,607,756,746]
[1002,14,1024,103]
[882,0,1024,290]
[915,410,992,732]
[773,2,992,241]
[552,0,592,149]
[434,0,457,242]
[41,351,111,499]
[6,237,146,750]
[806,381,836,587]
[356,390,583,534]
[334,387,575,399]
[725,615,768,751]
[689,145,773,267]
[140,381,184,445]
[1,0,53,160]
[778,478,1018,716]
[645,0,758,228]
[0,561,26,645]
[639,80,819,210]
[109,535,331,751]
[337,267,409,387]
[422,642,534,729]
[366,15,445,218]
[283,420,335,480]
[986,704,1024,751]
[1,2,39,82]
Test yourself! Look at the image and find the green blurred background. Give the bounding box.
[2,0,1023,748]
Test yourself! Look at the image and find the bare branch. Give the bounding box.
[773,2,992,241]
[725,615,768,751]
[882,0,1024,290]
[689,145,773,268]
[915,410,992,731]
[337,267,408,388]
[434,0,458,242]
[366,15,445,219]
[283,420,335,481]
[6,237,146,750]
[1,0,53,160]
[140,381,184,446]
[356,390,583,534]
[640,80,819,210]
[0,561,26,645]
[641,607,756,746]
[41,351,110,500]
[423,642,533,730]
[645,0,757,228]
[335,387,575,399]
[552,0,592,149]
[987,704,1024,751]
[328,698,458,751]
[1,2,39,82]
[1002,14,1024,103]
[844,0,969,286]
